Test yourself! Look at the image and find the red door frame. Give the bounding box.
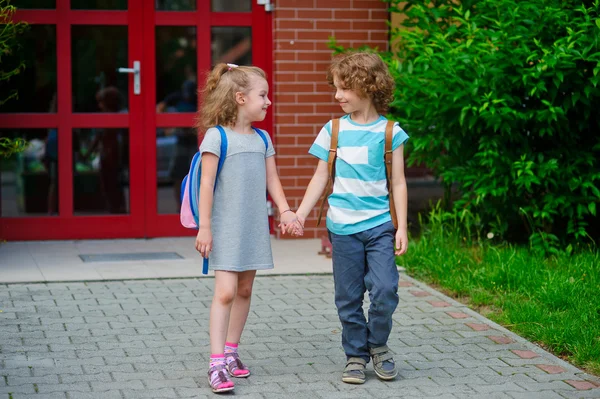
[1,1,272,241]
[144,1,273,237]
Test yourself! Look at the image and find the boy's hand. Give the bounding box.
[395,228,408,256]
[195,226,212,259]
[288,214,305,236]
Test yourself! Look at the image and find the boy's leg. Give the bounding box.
[364,221,399,379]
[329,230,369,363]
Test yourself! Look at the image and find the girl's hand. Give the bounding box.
[195,226,212,259]
[395,228,408,256]
[279,210,298,235]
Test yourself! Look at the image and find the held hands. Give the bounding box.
[195,226,212,259]
[395,228,408,256]
[279,210,304,237]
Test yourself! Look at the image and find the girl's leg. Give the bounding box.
[225,270,256,377]
[226,270,256,343]
[208,271,238,392]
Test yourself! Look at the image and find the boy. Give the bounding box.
[290,52,409,384]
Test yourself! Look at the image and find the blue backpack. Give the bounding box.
[180,125,269,274]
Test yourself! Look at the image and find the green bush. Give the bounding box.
[385,0,600,253]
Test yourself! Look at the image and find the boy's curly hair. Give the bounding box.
[196,64,266,131]
[326,52,395,114]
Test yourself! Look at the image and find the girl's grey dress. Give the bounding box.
[199,127,275,272]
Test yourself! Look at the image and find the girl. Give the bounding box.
[195,63,297,393]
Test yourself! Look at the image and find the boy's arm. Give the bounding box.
[265,156,296,226]
[296,159,330,223]
[391,144,408,255]
[196,153,219,257]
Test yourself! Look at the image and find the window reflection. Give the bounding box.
[0,25,57,113]
[156,26,197,113]
[0,129,59,217]
[71,0,127,10]
[11,0,55,8]
[211,0,251,12]
[157,127,197,214]
[74,125,130,215]
[155,0,195,11]
[72,26,128,113]
[211,27,251,66]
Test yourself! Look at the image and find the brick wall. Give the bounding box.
[273,0,390,239]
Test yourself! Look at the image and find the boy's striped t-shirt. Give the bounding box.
[309,114,409,235]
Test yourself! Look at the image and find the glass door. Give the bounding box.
[143,0,273,237]
[0,0,272,240]
[0,0,145,240]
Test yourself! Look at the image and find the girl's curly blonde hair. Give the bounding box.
[326,52,395,114]
[196,64,266,130]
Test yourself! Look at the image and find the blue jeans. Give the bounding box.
[329,221,399,363]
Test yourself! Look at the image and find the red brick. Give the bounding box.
[370,9,389,19]
[317,20,352,30]
[298,114,336,124]
[278,19,315,30]
[535,364,565,374]
[278,104,314,114]
[354,0,388,9]
[409,290,431,297]
[333,31,370,41]
[276,157,297,166]
[429,301,451,307]
[398,281,414,287]
[275,31,297,40]
[275,115,296,124]
[275,72,298,83]
[274,93,296,103]
[277,83,316,93]
[335,10,371,20]
[511,350,540,359]
[316,0,353,8]
[488,336,515,344]
[278,0,316,8]
[465,323,490,331]
[277,41,315,51]
[564,380,597,390]
[273,135,296,145]
[298,93,334,103]
[275,9,296,18]
[353,20,388,30]
[275,52,297,62]
[298,51,335,62]
[297,10,332,19]
[446,312,469,319]
[297,31,334,41]
[370,31,390,41]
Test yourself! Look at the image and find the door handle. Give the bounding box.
[117,61,141,95]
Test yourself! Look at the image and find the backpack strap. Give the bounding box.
[384,120,398,229]
[251,126,269,150]
[317,119,340,227]
[200,126,229,274]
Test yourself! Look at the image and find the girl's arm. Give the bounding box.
[391,144,408,255]
[296,159,330,225]
[195,152,219,258]
[265,156,296,228]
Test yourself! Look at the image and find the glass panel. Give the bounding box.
[0,25,56,113]
[71,0,127,10]
[73,128,130,215]
[211,0,251,12]
[211,27,251,66]
[72,26,128,113]
[156,127,197,214]
[156,27,197,113]
[1,129,59,217]
[155,0,195,11]
[11,0,55,8]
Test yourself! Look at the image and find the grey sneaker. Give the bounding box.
[341,357,367,384]
[369,345,397,380]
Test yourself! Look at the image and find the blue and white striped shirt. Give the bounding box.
[309,114,409,235]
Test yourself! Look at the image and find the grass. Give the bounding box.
[398,218,600,376]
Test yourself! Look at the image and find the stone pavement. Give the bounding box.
[1,272,599,399]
